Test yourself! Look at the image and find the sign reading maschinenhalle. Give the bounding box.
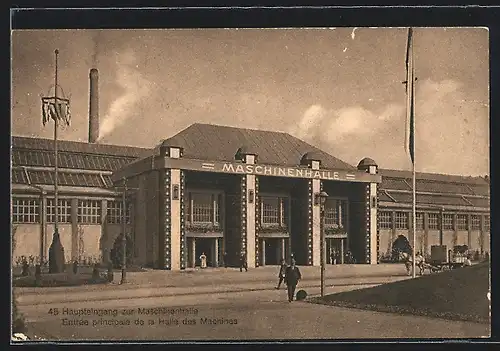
[164,159,381,183]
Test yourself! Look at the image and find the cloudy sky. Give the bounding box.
[11,28,489,176]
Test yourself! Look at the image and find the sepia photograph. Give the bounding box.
[11,26,490,342]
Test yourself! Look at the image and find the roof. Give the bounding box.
[379,169,489,186]
[9,131,490,211]
[160,123,355,170]
[11,136,150,189]
[12,136,150,158]
[378,169,490,209]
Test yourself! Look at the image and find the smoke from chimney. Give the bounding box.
[89,68,99,143]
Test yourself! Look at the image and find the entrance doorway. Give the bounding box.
[326,238,347,264]
[260,238,288,266]
[187,237,221,268]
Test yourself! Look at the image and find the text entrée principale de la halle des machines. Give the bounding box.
[48,307,239,327]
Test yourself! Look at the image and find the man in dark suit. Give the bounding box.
[284,259,302,302]
[239,251,248,272]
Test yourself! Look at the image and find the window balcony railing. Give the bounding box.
[185,221,222,233]
[325,224,347,236]
[257,223,289,234]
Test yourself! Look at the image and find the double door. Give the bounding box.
[326,238,346,264]
[260,237,288,266]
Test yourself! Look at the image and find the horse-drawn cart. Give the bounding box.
[422,245,471,274]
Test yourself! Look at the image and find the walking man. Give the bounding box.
[239,251,248,272]
[284,259,301,302]
[223,251,228,268]
[276,259,288,289]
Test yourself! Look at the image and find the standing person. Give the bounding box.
[276,259,288,289]
[200,252,207,269]
[223,251,228,268]
[239,251,248,272]
[284,259,302,302]
[330,249,336,265]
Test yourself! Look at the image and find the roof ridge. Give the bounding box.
[379,168,488,182]
[191,122,292,135]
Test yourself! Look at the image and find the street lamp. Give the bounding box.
[318,190,329,297]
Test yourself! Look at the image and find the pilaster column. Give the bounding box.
[307,160,321,266]
[70,198,78,261]
[213,238,219,267]
[423,212,429,255]
[262,239,266,266]
[357,161,378,264]
[254,176,260,267]
[281,238,285,262]
[364,184,372,264]
[239,153,256,268]
[480,214,485,254]
[100,199,107,263]
[159,145,184,271]
[391,211,397,243]
[191,238,196,267]
[467,213,472,248]
[180,169,186,269]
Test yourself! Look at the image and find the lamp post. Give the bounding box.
[319,190,329,297]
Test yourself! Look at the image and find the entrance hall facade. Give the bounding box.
[11,124,490,268]
[112,124,382,270]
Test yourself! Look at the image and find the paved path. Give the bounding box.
[15,265,489,341]
[23,286,489,340]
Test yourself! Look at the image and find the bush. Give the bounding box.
[110,234,133,269]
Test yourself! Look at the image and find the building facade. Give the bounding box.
[11,123,490,270]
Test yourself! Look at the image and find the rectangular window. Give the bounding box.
[46,199,71,223]
[77,199,101,224]
[324,199,348,228]
[443,214,454,230]
[457,214,468,230]
[324,200,338,226]
[259,196,290,227]
[191,193,214,223]
[428,213,439,230]
[395,212,409,230]
[12,198,40,223]
[484,215,490,231]
[185,192,222,226]
[471,215,481,230]
[106,200,131,224]
[416,212,424,230]
[262,197,280,225]
[379,211,392,229]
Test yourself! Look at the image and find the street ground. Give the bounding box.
[13,264,490,341]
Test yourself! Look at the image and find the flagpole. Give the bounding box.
[409,29,417,279]
[54,49,59,240]
[412,135,416,278]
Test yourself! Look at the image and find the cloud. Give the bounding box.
[292,103,404,144]
[97,50,153,141]
[288,79,489,176]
